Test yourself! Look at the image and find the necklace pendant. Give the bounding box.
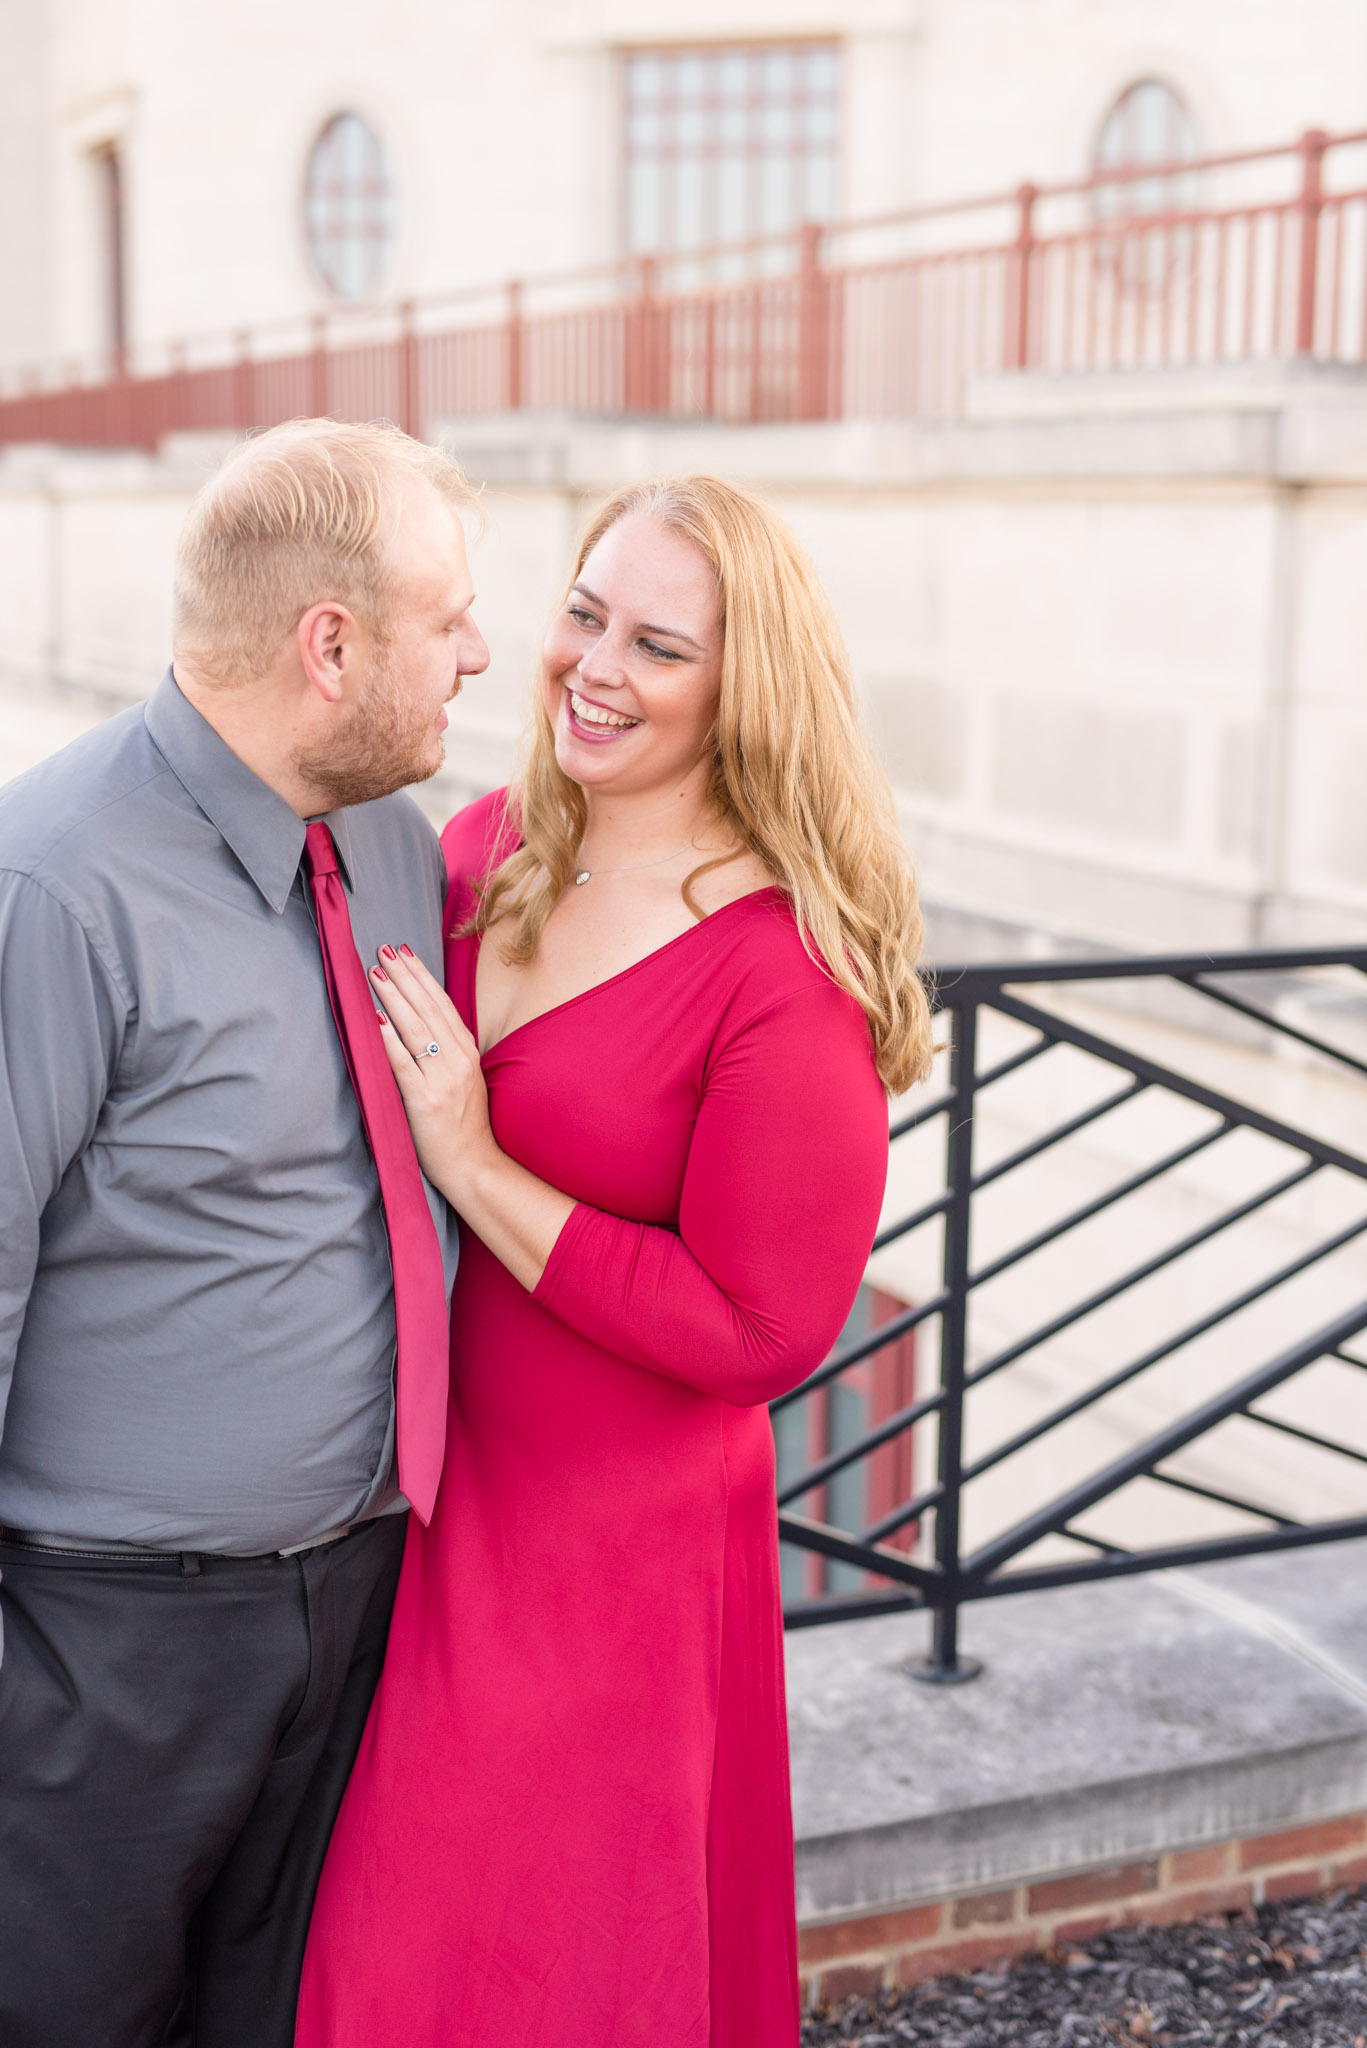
[574,870,592,886]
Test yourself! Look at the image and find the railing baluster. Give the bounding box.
[1296,128,1329,356]
[914,999,983,1683]
[1006,182,1037,371]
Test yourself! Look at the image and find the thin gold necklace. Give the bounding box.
[574,836,698,886]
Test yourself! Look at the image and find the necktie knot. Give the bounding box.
[304,820,340,881]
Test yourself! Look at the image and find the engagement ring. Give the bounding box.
[415,1041,441,1059]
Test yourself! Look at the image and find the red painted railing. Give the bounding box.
[5,125,1367,451]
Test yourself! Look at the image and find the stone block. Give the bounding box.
[1239,1817,1367,1869]
[1028,1861,1160,1915]
[951,1888,1020,1928]
[1051,1913,1121,1945]
[896,1929,1038,1985]
[1125,1882,1254,1927]
[1167,1843,1233,1884]
[798,1901,941,1964]
[813,1959,884,2005]
[1262,1865,1324,1903]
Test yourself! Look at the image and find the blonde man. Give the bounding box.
[0,419,488,2048]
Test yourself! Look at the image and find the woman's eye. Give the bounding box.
[640,639,682,661]
[567,607,598,628]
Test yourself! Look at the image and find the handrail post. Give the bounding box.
[797,220,830,421]
[1007,182,1038,372]
[110,335,131,451]
[1295,128,1329,357]
[310,313,328,417]
[233,329,253,433]
[399,298,418,437]
[505,279,524,411]
[912,999,983,1683]
[626,256,658,414]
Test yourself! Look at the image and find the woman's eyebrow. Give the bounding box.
[571,583,705,654]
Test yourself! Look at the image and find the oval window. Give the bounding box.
[303,112,394,300]
[1094,80,1198,221]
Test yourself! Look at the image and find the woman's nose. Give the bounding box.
[576,640,628,690]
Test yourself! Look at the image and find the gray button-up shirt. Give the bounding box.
[0,671,458,1553]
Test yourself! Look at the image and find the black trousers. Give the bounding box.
[0,1512,407,2048]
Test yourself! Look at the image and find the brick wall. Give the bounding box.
[799,1812,1367,2011]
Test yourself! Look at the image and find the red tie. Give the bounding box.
[303,821,448,1525]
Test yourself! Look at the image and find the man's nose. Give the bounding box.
[460,621,491,676]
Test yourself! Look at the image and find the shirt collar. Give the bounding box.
[144,670,356,913]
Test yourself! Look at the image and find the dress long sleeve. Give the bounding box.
[533,977,888,1406]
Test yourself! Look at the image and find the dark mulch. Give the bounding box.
[800,1888,1367,2046]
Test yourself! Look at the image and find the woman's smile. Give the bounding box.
[564,684,643,741]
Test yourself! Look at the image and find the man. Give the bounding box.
[0,418,490,2047]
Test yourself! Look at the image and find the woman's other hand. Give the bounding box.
[370,943,574,1287]
[371,946,494,1202]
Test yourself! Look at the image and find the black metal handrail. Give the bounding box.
[775,945,1367,1676]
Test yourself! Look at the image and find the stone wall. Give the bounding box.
[9,365,1367,956]
[799,1815,1367,2007]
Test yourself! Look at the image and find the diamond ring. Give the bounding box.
[414,1041,441,1059]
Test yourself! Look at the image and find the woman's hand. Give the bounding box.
[370,944,575,1288]
[370,945,494,1204]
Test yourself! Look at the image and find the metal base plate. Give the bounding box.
[906,1655,985,1686]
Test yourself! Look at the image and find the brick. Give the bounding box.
[951,1887,1020,1929]
[1262,1865,1324,1904]
[1050,1913,1121,1946]
[813,1960,884,2005]
[798,1901,941,1964]
[895,1929,1037,1986]
[1028,1861,1160,1915]
[1240,1816,1366,1869]
[1332,1854,1367,1888]
[1125,1881,1254,1928]
[1167,1843,1232,1885]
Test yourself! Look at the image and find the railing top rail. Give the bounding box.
[931,944,1367,1004]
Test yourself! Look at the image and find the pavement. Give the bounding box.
[786,1538,1367,1923]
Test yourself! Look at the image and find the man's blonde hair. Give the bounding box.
[172,418,478,687]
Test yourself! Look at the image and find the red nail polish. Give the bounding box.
[372,965,388,983]
[399,944,415,958]
[376,1011,391,1025]
[380,945,397,960]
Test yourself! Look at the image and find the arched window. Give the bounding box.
[303,112,394,300]
[1094,80,1198,220]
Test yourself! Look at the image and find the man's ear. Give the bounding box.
[296,601,358,705]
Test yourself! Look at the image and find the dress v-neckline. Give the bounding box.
[472,886,784,1059]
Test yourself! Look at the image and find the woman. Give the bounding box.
[296,477,933,2047]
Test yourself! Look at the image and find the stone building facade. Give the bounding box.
[5,0,1367,375]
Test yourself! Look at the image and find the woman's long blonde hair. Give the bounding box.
[473,476,934,1095]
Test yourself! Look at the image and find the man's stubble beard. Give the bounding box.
[292,643,445,811]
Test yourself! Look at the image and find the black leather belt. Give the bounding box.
[0,1521,358,1563]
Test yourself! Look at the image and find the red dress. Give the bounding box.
[295,792,889,2048]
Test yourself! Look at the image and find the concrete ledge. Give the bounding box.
[787,1538,1367,1926]
[434,365,1367,489]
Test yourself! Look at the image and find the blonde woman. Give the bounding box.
[296,478,932,2048]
